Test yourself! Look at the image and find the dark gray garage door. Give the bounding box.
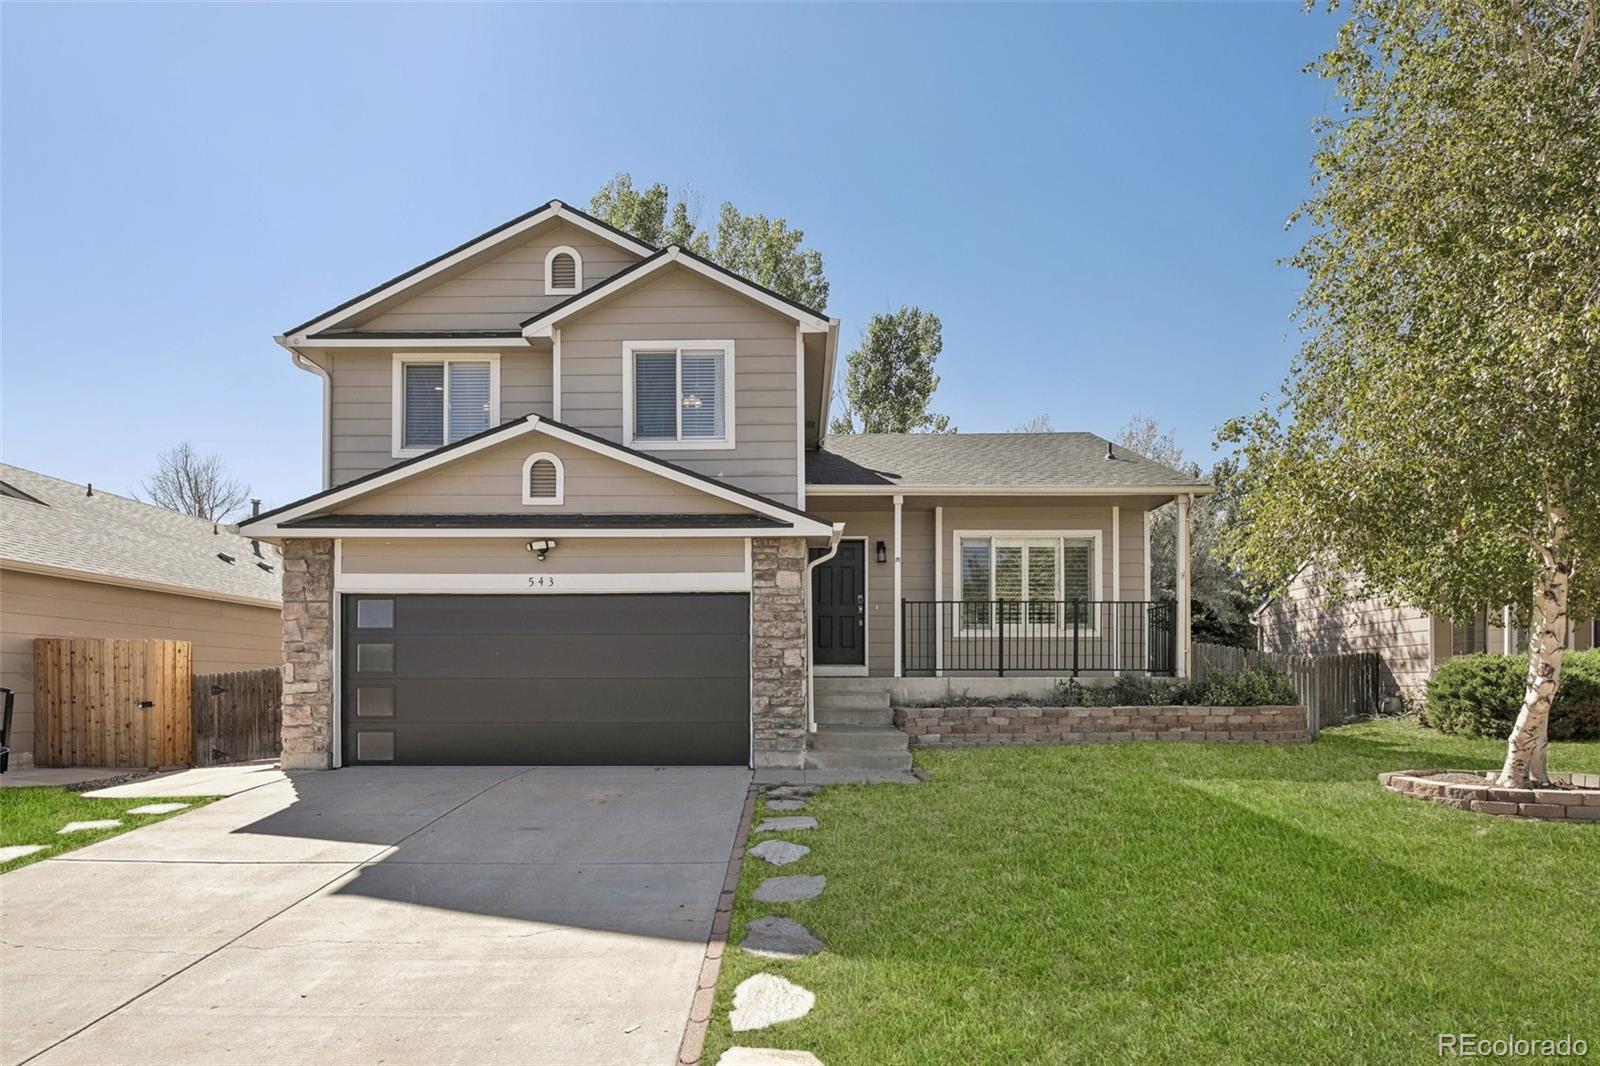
[341,594,750,766]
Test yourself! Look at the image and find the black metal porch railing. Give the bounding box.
[901,600,1176,676]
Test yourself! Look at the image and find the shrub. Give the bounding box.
[1424,649,1600,741]
[1044,664,1299,708]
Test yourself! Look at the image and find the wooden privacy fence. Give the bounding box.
[33,638,193,768]
[192,668,283,766]
[1192,641,1381,736]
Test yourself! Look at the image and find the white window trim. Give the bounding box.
[543,245,583,296]
[621,340,736,451]
[390,353,501,459]
[520,451,565,506]
[952,529,1104,637]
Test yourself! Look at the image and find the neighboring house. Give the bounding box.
[240,199,1210,772]
[1256,561,1596,702]
[0,465,283,767]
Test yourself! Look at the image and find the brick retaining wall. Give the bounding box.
[895,704,1310,746]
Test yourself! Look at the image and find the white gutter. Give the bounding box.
[806,483,1216,497]
[277,335,332,490]
[803,522,847,733]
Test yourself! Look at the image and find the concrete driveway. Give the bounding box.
[0,764,750,1066]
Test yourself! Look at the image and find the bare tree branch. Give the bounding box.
[142,442,251,522]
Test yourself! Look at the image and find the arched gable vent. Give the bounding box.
[544,246,582,295]
[522,452,565,506]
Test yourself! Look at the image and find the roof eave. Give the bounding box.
[803,483,1215,497]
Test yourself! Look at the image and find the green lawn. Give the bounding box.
[0,787,216,873]
[707,718,1600,1065]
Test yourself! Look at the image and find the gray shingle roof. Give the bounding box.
[805,433,1209,491]
[0,464,281,605]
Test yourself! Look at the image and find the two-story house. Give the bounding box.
[241,200,1210,772]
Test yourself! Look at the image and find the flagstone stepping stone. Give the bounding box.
[717,1048,824,1065]
[753,875,826,903]
[749,840,810,866]
[763,785,819,799]
[729,973,815,1032]
[742,916,825,959]
[0,844,49,863]
[755,816,817,833]
[127,802,190,815]
[765,799,808,811]
[57,820,122,835]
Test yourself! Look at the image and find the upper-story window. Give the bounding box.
[392,354,499,457]
[544,246,582,295]
[623,341,735,451]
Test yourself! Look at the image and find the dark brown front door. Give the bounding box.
[811,541,866,667]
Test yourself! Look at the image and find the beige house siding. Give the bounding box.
[0,568,282,766]
[338,537,746,577]
[810,497,1154,677]
[1257,564,1434,699]
[559,265,801,506]
[321,347,553,486]
[350,219,644,333]
[335,432,747,517]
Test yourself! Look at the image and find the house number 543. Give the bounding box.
[527,576,557,588]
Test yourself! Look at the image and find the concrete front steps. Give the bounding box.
[808,681,910,772]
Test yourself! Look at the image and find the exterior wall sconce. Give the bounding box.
[876,540,887,564]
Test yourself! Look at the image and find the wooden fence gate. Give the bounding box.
[192,668,283,766]
[33,638,193,768]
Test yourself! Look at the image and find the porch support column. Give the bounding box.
[893,494,904,678]
[1176,493,1193,677]
[934,504,944,676]
[1111,505,1121,673]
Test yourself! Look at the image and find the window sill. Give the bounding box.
[624,437,737,452]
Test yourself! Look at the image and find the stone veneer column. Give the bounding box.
[751,537,809,769]
[280,538,335,770]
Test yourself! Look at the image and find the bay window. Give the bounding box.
[624,341,734,449]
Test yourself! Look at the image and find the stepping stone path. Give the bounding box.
[57,820,122,835]
[754,816,817,833]
[749,840,810,866]
[0,844,49,863]
[765,799,808,812]
[127,802,190,815]
[729,974,815,1032]
[762,785,819,800]
[753,875,826,903]
[742,916,825,960]
[717,1048,824,1065]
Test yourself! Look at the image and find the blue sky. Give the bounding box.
[1,3,1341,509]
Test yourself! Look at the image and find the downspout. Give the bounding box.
[276,335,331,490]
[804,522,847,733]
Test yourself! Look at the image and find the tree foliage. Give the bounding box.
[142,442,251,522]
[589,173,828,310]
[1116,417,1257,647]
[830,307,954,434]
[1221,0,1600,783]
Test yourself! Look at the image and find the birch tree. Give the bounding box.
[1222,0,1600,786]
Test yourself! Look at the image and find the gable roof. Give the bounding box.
[805,433,1212,494]
[282,200,653,341]
[0,464,282,607]
[240,414,834,537]
[519,245,832,338]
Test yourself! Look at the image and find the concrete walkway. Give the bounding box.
[1,764,750,1066]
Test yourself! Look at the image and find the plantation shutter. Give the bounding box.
[403,363,445,448]
[634,352,678,440]
[446,361,492,442]
[960,538,993,627]
[1062,539,1093,601]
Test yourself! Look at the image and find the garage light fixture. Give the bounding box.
[526,539,557,561]
[876,540,887,564]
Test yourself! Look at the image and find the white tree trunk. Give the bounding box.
[1497,508,1572,788]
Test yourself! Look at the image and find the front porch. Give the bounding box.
[806,491,1197,680]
